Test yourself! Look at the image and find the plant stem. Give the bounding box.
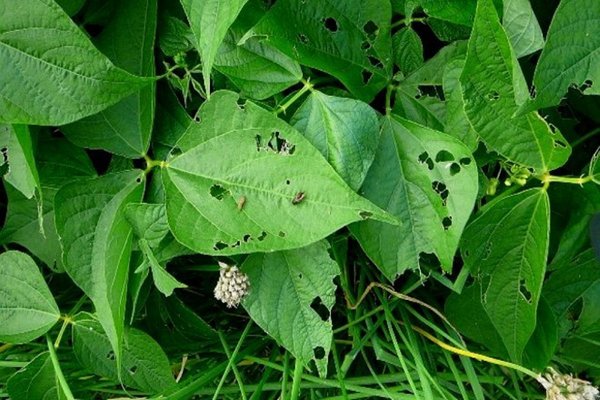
[46,335,75,400]
[385,85,394,116]
[571,127,600,148]
[290,357,304,400]
[275,79,313,115]
[212,321,253,400]
[540,174,592,186]
[144,154,167,174]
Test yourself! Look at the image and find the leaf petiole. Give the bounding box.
[275,79,314,115]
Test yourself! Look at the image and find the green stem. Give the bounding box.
[391,16,427,29]
[217,331,247,400]
[275,79,313,115]
[385,85,394,116]
[46,335,75,400]
[290,357,304,400]
[541,174,592,186]
[212,321,253,400]
[144,154,167,174]
[571,127,600,148]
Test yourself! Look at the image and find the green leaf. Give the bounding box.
[0,125,39,199]
[419,0,476,27]
[502,0,544,58]
[214,27,302,100]
[590,147,600,185]
[72,312,176,392]
[139,239,187,297]
[152,82,192,160]
[249,0,393,102]
[242,241,338,377]
[55,170,145,369]
[351,116,478,280]
[158,16,195,57]
[460,188,550,362]
[393,87,446,131]
[442,59,479,150]
[518,0,600,114]
[0,135,96,270]
[0,251,60,343]
[392,27,423,75]
[460,0,571,172]
[125,203,169,248]
[403,40,467,86]
[0,0,153,126]
[522,298,558,371]
[61,0,157,158]
[180,0,249,96]
[163,90,397,256]
[6,352,62,400]
[290,90,379,191]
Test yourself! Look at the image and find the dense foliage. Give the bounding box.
[1,0,599,398]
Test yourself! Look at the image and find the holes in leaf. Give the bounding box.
[442,216,453,230]
[449,163,461,175]
[368,56,383,69]
[0,147,7,163]
[310,297,330,321]
[574,79,593,92]
[243,234,251,243]
[431,181,449,206]
[529,85,537,99]
[418,151,434,170]
[548,123,558,134]
[323,17,338,32]
[483,243,492,260]
[285,179,291,185]
[486,90,500,101]
[359,211,373,220]
[278,231,286,237]
[361,40,371,50]
[236,97,246,110]
[267,131,295,155]
[553,140,567,149]
[255,134,263,151]
[170,148,182,157]
[210,184,228,200]
[231,240,241,248]
[135,177,143,183]
[361,69,373,84]
[128,365,138,375]
[298,273,303,279]
[257,231,267,241]
[213,241,229,251]
[363,20,378,36]
[313,346,326,360]
[435,150,454,163]
[459,157,472,166]
[519,279,532,303]
[297,33,309,44]
[106,351,115,361]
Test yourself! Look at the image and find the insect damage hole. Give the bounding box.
[267,131,296,155]
[418,151,434,170]
[359,211,373,220]
[257,231,267,241]
[297,33,309,44]
[363,20,378,36]
[213,241,229,251]
[435,150,454,163]
[313,346,326,360]
[361,69,373,84]
[310,296,330,321]
[486,90,500,101]
[210,184,229,200]
[459,157,471,166]
[519,279,532,303]
[449,163,461,175]
[442,216,452,230]
[323,17,338,32]
[368,56,383,69]
[431,181,449,206]
[128,365,138,375]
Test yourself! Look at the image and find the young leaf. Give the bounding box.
[351,116,478,281]
[139,239,187,297]
[0,135,96,271]
[0,251,60,343]
[0,125,39,200]
[152,82,193,160]
[242,241,338,377]
[6,352,62,400]
[502,0,544,58]
[72,312,176,392]
[418,0,476,27]
[392,27,424,75]
[163,90,398,256]
[393,87,446,131]
[403,40,467,86]
[290,90,379,191]
[0,0,153,126]
[180,0,249,96]
[55,170,145,369]
[214,27,303,100]
[460,0,571,172]
[61,0,157,158]
[248,0,393,102]
[460,188,550,362]
[125,203,170,248]
[518,0,600,114]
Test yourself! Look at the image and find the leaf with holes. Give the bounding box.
[215,27,303,100]
[247,0,393,102]
[6,352,64,400]
[460,0,571,172]
[61,0,157,158]
[459,188,550,363]
[351,116,478,281]
[55,170,145,370]
[518,0,600,114]
[72,312,176,392]
[290,90,379,191]
[242,241,338,377]
[0,251,60,343]
[180,0,249,96]
[163,90,398,255]
[0,125,39,200]
[0,0,153,126]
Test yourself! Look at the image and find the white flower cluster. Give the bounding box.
[213,261,250,308]
[536,367,599,400]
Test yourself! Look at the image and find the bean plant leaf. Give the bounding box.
[392,27,423,75]
[139,239,187,297]
[290,90,379,191]
[0,0,154,126]
[502,0,544,58]
[6,352,63,400]
[460,188,550,362]
[0,135,96,271]
[418,0,476,27]
[55,170,145,369]
[0,251,60,343]
[460,0,571,172]
[158,16,195,57]
[72,312,176,392]
[125,203,170,249]
[163,90,398,256]
[393,87,446,131]
[214,27,303,100]
[403,40,467,86]
[61,0,157,158]
[0,125,39,200]
[242,241,338,377]
[351,116,478,281]
[518,0,600,114]
[248,0,393,102]
[180,0,249,96]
